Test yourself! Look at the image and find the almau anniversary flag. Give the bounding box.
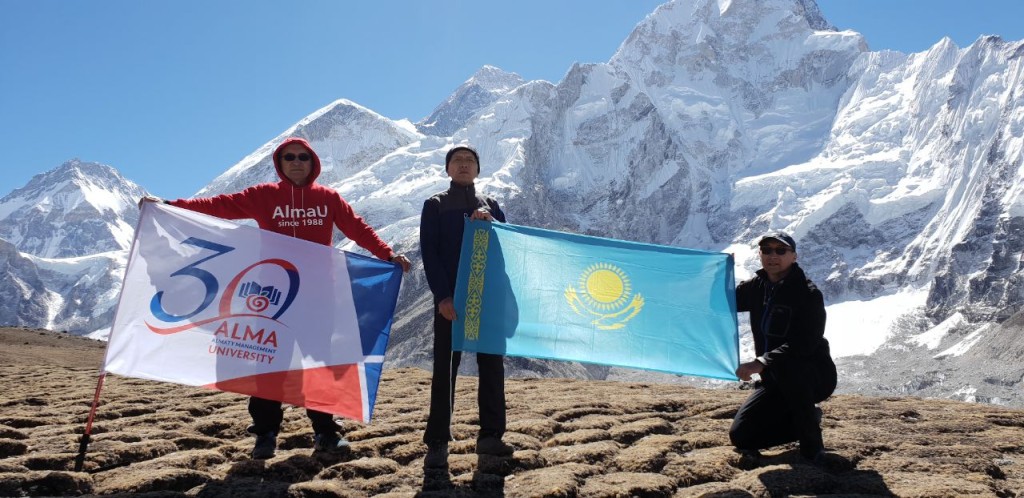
[104,202,403,423]
[452,219,739,380]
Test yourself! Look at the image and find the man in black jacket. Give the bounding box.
[419,145,512,469]
[729,232,837,461]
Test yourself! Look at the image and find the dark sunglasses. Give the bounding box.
[760,247,792,256]
[282,153,311,162]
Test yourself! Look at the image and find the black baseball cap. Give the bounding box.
[758,232,796,251]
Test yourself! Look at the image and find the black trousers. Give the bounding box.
[423,312,506,444]
[729,359,837,457]
[248,396,340,436]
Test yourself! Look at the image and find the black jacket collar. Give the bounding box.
[755,263,806,286]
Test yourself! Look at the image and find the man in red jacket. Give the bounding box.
[142,137,410,459]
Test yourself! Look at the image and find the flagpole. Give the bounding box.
[75,201,153,472]
[74,371,107,472]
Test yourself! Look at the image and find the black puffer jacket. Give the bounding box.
[419,181,505,304]
[735,263,833,370]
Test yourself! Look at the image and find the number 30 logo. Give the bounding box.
[149,237,299,324]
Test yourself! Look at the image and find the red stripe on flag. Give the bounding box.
[204,365,364,421]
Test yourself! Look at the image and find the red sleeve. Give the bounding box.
[168,186,262,220]
[331,194,394,261]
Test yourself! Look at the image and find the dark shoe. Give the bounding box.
[476,436,514,456]
[313,432,350,453]
[736,448,761,458]
[801,448,827,466]
[252,432,277,459]
[424,443,448,468]
[734,448,761,470]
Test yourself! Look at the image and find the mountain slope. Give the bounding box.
[0,159,145,258]
[417,65,526,136]
[196,99,421,199]
[0,237,124,333]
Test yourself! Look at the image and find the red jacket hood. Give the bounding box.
[272,137,322,186]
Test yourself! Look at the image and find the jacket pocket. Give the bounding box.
[766,305,793,338]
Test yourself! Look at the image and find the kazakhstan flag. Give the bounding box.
[452,219,739,381]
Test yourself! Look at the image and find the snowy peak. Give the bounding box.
[603,0,866,180]
[0,159,146,258]
[466,65,527,93]
[197,99,421,197]
[3,159,137,203]
[417,65,525,137]
[612,0,860,79]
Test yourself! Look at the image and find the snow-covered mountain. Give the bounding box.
[0,237,125,333]
[0,159,136,333]
[0,159,146,258]
[417,65,526,137]
[195,99,421,198]
[4,0,1023,405]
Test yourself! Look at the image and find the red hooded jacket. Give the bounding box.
[169,137,395,260]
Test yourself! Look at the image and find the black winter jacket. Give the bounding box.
[735,263,833,370]
[419,181,505,304]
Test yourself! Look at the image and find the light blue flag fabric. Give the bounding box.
[452,219,739,381]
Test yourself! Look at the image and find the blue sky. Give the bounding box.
[3,0,1023,200]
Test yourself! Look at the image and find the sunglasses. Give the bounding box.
[282,153,311,162]
[760,247,792,256]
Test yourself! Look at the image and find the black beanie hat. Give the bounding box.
[445,145,480,174]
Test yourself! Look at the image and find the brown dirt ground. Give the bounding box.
[0,327,1022,497]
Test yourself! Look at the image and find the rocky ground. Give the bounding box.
[1,327,1022,497]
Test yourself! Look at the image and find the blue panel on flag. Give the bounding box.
[452,220,739,380]
[346,252,403,357]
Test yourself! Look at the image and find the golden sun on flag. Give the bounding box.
[565,263,644,330]
[581,263,631,310]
